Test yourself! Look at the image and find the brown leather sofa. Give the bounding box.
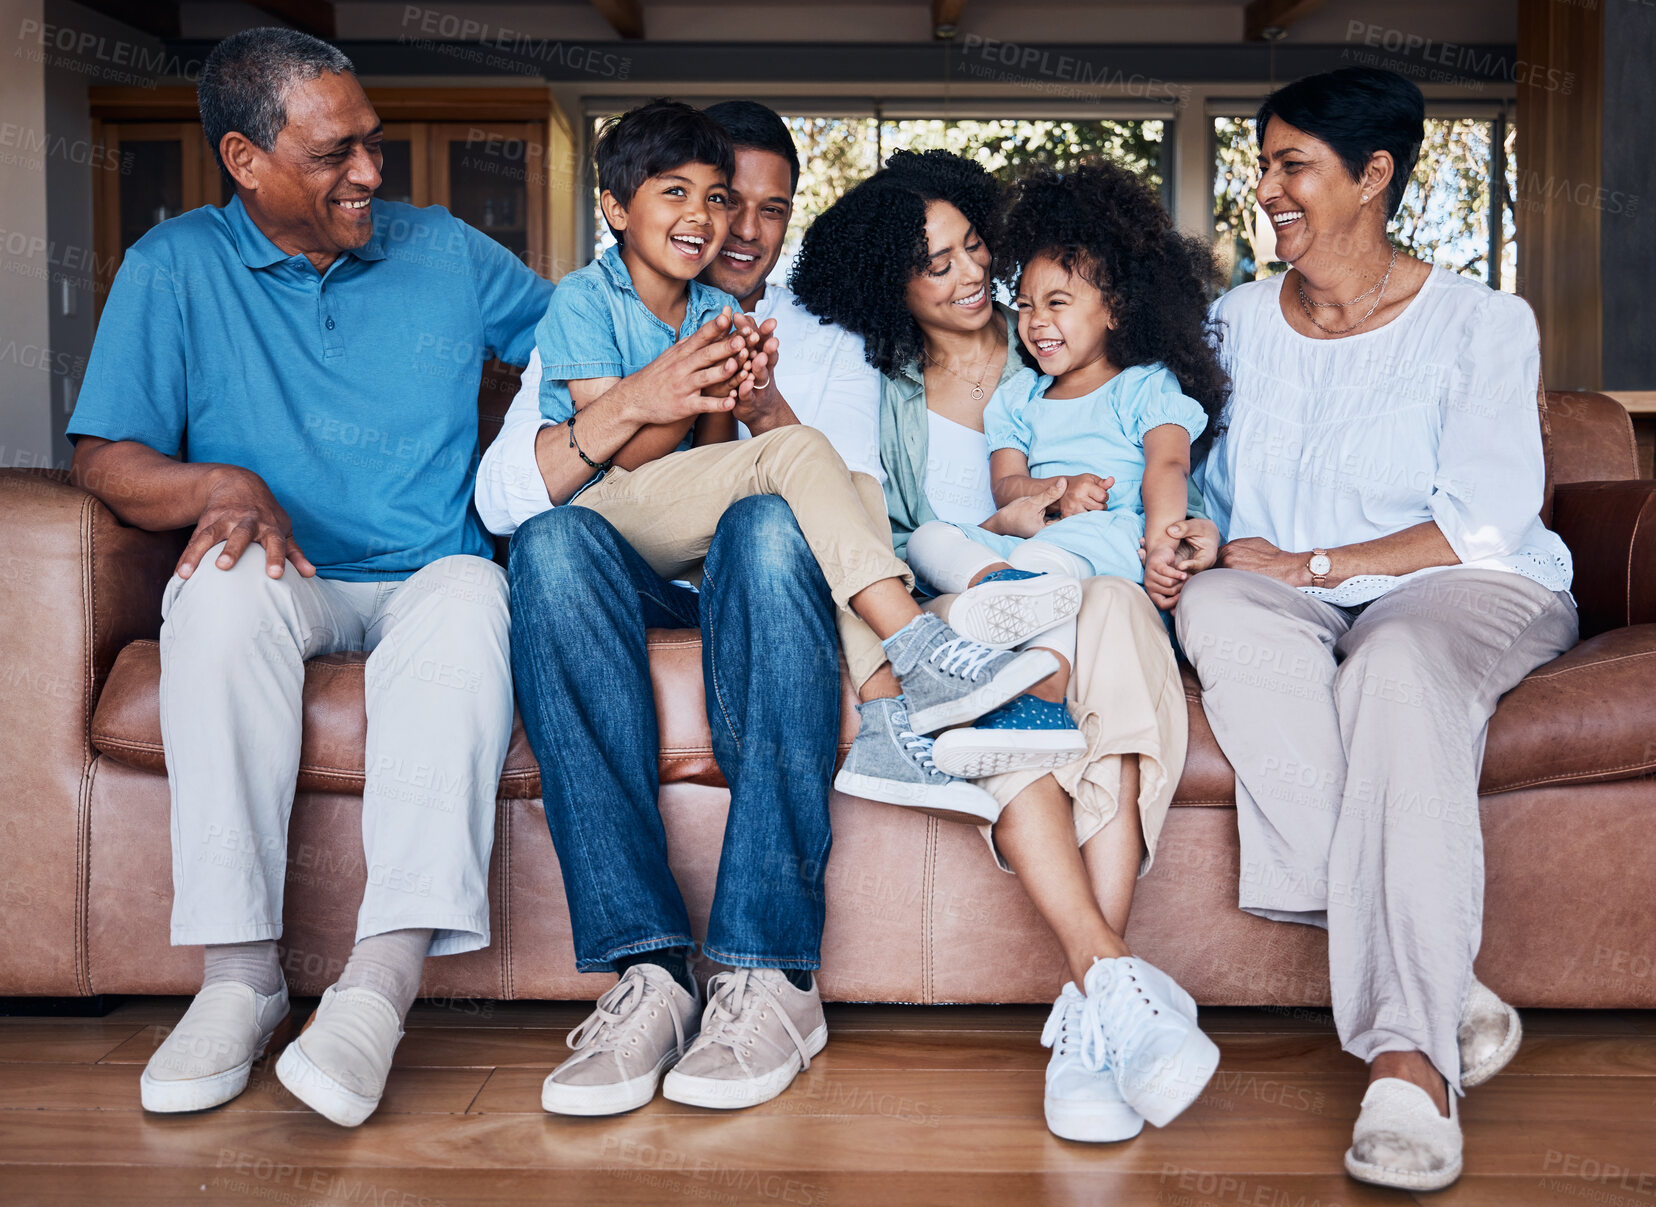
[2,390,1653,1008]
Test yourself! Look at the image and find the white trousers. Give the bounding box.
[158,544,512,956]
[1175,567,1577,1089]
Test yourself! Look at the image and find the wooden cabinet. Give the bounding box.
[89,87,574,316]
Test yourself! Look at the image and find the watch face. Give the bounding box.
[1309,555,1332,577]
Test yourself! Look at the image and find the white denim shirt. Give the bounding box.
[1198,267,1574,606]
[474,282,883,535]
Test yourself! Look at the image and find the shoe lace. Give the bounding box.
[928,636,998,682]
[1040,988,1087,1059]
[1081,960,1159,1073]
[895,723,944,777]
[566,966,687,1059]
[697,970,814,1077]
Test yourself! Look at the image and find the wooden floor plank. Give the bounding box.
[0,1022,145,1065]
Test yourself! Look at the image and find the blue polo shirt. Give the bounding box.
[69,196,552,581]
[536,244,739,423]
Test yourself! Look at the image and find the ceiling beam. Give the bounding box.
[932,0,968,40]
[247,0,337,39]
[71,0,181,39]
[591,0,645,40]
[1243,0,1324,42]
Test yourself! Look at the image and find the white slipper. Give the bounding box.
[1344,1077,1462,1192]
[1459,978,1522,1088]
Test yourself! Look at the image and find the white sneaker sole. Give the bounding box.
[1122,1024,1221,1129]
[1045,1096,1145,1143]
[931,727,1087,779]
[275,1039,382,1128]
[542,1048,678,1117]
[833,768,1002,825]
[139,1012,290,1114]
[906,649,1059,735]
[1344,1148,1463,1192]
[1459,1000,1521,1088]
[950,577,1082,650]
[661,1022,828,1110]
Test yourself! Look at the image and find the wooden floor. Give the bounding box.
[1,999,1653,1206]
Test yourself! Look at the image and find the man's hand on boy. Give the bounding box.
[1056,473,1113,517]
[728,315,799,434]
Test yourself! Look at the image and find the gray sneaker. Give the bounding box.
[884,613,1059,734]
[661,969,827,1110]
[834,696,1002,825]
[541,963,699,1116]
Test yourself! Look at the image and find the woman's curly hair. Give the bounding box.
[789,149,1002,377]
[997,162,1230,457]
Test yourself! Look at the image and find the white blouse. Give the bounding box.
[924,410,997,525]
[1198,267,1573,606]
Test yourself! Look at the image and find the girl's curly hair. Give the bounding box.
[997,162,1229,458]
[789,149,1002,377]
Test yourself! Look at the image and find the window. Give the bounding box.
[1212,113,1517,293]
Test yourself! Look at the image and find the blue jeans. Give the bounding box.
[508,496,839,973]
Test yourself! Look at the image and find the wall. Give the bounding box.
[0,0,53,469]
[1600,0,1656,392]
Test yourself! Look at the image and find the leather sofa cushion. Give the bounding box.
[90,623,1656,801]
[91,635,862,799]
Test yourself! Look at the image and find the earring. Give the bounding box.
[1361,193,1370,203]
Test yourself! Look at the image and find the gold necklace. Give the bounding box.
[923,342,1001,401]
[1297,247,1398,336]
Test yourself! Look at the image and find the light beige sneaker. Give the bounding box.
[275,985,405,1128]
[140,981,290,1113]
[1458,978,1521,1088]
[661,969,827,1110]
[542,964,699,1116]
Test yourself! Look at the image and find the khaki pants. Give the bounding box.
[572,426,910,687]
[160,544,513,956]
[1175,567,1577,1088]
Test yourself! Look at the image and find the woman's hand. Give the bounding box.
[1056,472,1113,518]
[1217,536,1309,586]
[981,478,1066,538]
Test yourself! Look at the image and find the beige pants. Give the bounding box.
[1175,567,1577,1088]
[160,545,513,956]
[572,425,910,687]
[929,576,1188,875]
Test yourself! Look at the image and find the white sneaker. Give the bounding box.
[542,964,699,1116]
[1082,956,1219,1128]
[275,985,404,1127]
[1458,978,1521,1088]
[662,969,827,1110]
[1344,1077,1463,1191]
[946,570,1083,650]
[140,981,290,1113]
[1040,982,1143,1142]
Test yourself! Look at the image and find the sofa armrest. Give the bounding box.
[1550,479,1656,639]
[0,469,186,995]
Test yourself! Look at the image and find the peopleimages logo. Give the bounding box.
[398,5,631,79]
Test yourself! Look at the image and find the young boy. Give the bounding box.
[532,99,1068,820]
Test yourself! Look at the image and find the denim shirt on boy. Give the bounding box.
[535,244,740,425]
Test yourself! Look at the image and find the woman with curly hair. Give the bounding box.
[792,150,1225,1144]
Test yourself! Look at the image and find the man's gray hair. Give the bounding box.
[198,27,354,184]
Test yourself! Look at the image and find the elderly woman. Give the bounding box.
[1172,68,1577,1191]
[792,150,1222,1144]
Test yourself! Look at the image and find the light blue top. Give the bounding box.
[67,196,551,581]
[536,244,740,423]
[985,361,1209,521]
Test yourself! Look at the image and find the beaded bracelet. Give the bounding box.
[567,413,611,473]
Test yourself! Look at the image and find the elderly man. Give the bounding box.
[67,28,550,1127]
[475,101,887,1116]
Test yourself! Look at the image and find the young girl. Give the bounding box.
[908,162,1229,779]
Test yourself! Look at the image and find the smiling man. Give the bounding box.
[66,29,551,1127]
[475,101,893,1118]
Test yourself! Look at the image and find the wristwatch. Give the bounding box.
[1307,549,1331,588]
